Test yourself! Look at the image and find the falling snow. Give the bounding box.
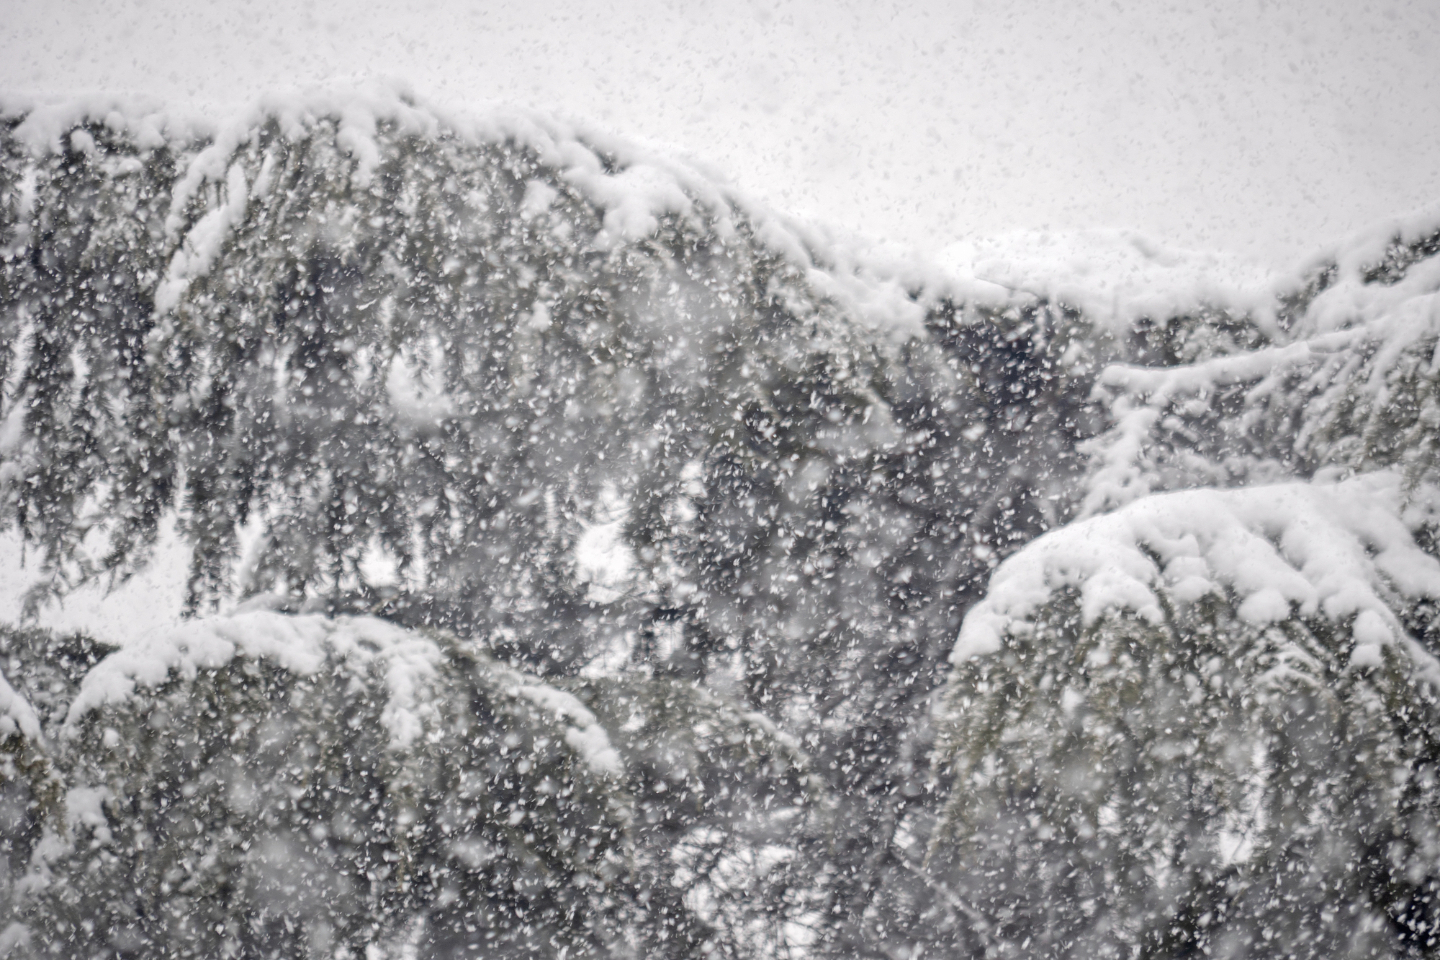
[1,88,1440,959]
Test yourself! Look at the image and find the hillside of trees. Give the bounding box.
[2,88,1440,959]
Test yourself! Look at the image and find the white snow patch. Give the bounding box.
[0,520,191,648]
[155,160,250,313]
[526,300,553,332]
[385,354,455,431]
[5,94,202,157]
[574,487,633,604]
[953,473,1440,682]
[520,179,559,218]
[66,613,441,751]
[515,684,624,777]
[938,229,1283,337]
[0,667,41,742]
[64,785,113,838]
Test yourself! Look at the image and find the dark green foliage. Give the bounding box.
[569,675,819,959]
[0,121,180,610]
[934,591,1440,959]
[3,618,635,959]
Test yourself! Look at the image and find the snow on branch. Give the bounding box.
[0,666,41,743]
[64,612,441,750]
[1080,246,1440,517]
[954,472,1440,679]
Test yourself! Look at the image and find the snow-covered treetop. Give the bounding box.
[937,228,1287,339]
[927,174,1440,959]
[950,178,1440,669]
[953,472,1440,676]
[934,204,1440,340]
[1,83,958,340]
[1076,215,1440,520]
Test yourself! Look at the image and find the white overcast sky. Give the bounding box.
[4,0,1439,268]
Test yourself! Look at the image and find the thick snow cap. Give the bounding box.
[953,472,1440,678]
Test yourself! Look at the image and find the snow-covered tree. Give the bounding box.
[0,90,1103,957]
[929,220,1440,958]
[932,477,1440,958]
[5,86,1440,959]
[0,615,640,957]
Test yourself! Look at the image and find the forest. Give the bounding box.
[2,89,1440,959]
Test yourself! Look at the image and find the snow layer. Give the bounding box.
[1079,235,1440,518]
[516,684,624,777]
[934,207,1440,343]
[0,666,41,742]
[61,609,625,776]
[1079,333,1348,518]
[0,84,950,343]
[66,612,441,749]
[4,87,1437,361]
[1298,201,1440,293]
[1,93,209,156]
[937,228,1284,336]
[953,472,1440,676]
[1284,208,1440,340]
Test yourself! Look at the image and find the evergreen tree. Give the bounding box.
[0,92,1103,957]
[3,88,1440,958]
